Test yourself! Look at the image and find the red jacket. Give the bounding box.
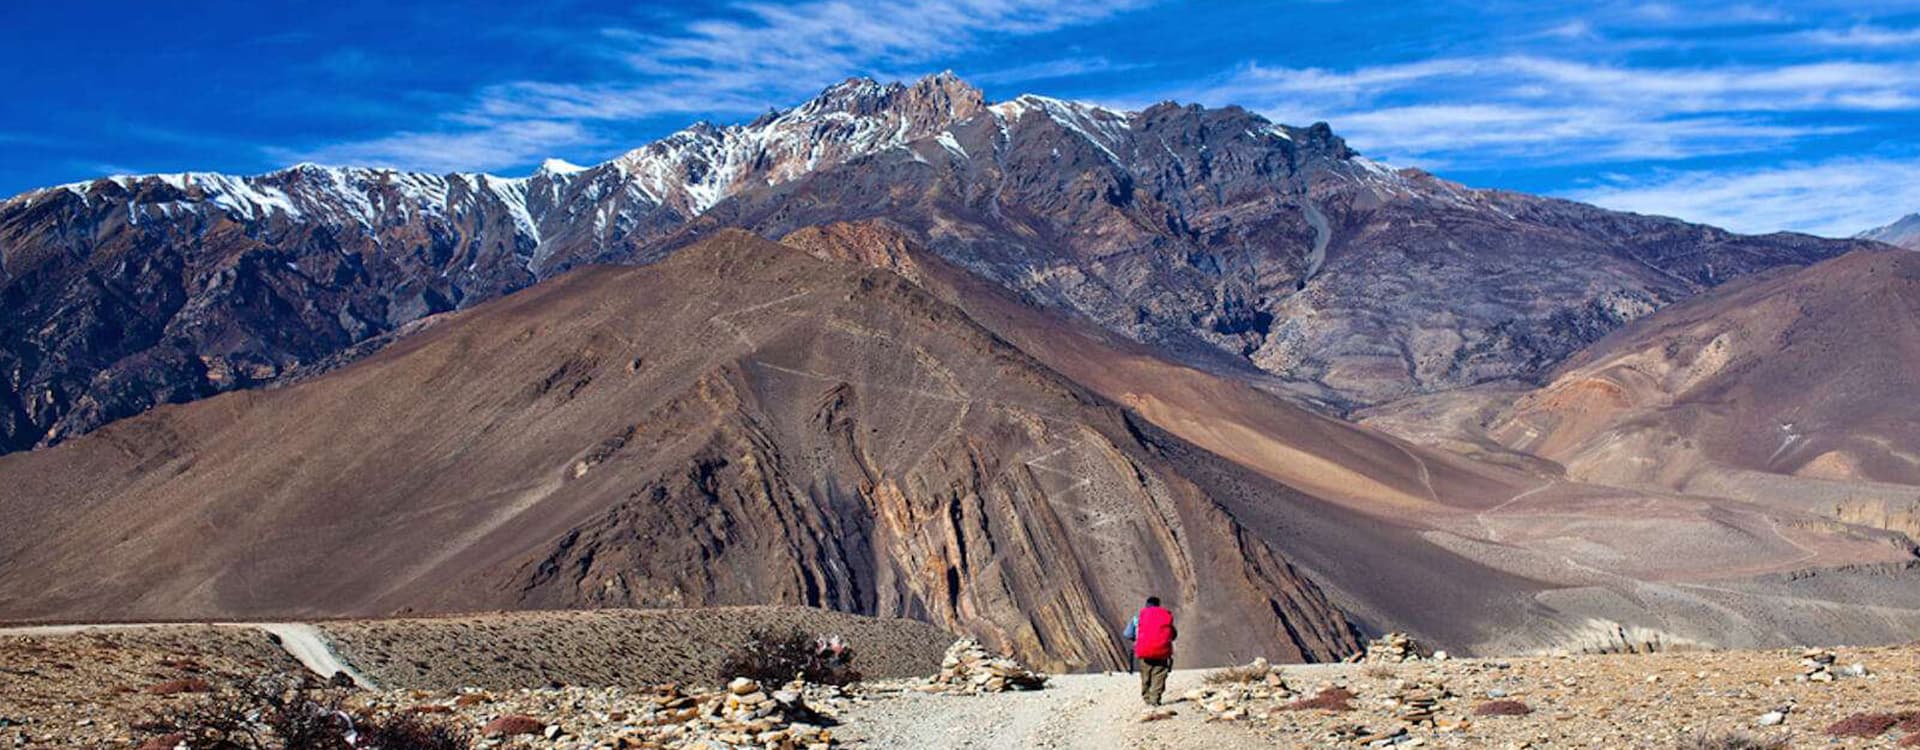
[1133,605,1177,660]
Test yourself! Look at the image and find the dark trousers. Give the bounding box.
[1139,657,1171,705]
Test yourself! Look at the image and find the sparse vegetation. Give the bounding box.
[140,674,470,750]
[1473,699,1532,716]
[1202,662,1274,685]
[717,627,861,686]
[1282,686,1356,712]
[1676,732,1788,750]
[1826,711,1900,738]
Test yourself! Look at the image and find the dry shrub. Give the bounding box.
[1202,663,1271,685]
[717,627,861,686]
[146,678,213,695]
[481,715,544,737]
[1283,686,1356,712]
[1473,699,1532,716]
[1677,732,1787,750]
[1827,712,1899,738]
[1901,733,1920,748]
[140,674,469,750]
[1898,712,1920,733]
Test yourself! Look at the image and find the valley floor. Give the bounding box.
[5,615,1920,748]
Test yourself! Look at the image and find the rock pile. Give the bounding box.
[919,640,1047,694]
[1388,679,1453,726]
[1184,658,1295,722]
[364,679,852,749]
[1352,633,1431,664]
[1797,648,1867,683]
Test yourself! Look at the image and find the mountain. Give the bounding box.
[0,73,1873,454]
[1491,248,1920,534]
[6,223,1918,664]
[0,230,1365,670]
[1860,213,1920,250]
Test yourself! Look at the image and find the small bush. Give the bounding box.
[1827,712,1899,738]
[1202,663,1271,685]
[356,712,472,750]
[140,674,470,750]
[1901,733,1920,748]
[717,627,861,686]
[1676,732,1787,750]
[1473,699,1532,716]
[1898,711,1920,733]
[1283,686,1356,712]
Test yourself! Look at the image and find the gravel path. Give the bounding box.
[837,668,1335,749]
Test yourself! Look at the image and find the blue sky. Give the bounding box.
[4,0,1919,235]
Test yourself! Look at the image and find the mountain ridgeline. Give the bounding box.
[0,72,1875,453]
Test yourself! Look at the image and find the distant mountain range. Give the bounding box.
[1861,213,1920,250]
[0,72,1876,453]
[5,73,1918,664]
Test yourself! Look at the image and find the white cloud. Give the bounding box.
[286,0,1150,172]
[1563,158,1920,236]
[1176,55,1917,168]
[280,121,597,174]
[1799,24,1920,47]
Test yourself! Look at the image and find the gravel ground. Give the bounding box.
[838,669,1292,749]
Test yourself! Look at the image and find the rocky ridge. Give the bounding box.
[0,72,1872,453]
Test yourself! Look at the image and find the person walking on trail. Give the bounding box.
[1123,596,1177,706]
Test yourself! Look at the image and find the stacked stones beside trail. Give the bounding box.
[361,679,852,750]
[1352,633,1435,664]
[1184,658,1297,722]
[1388,678,1453,726]
[919,640,1048,694]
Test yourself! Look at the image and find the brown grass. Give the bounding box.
[1473,699,1532,716]
[1283,686,1356,712]
[1826,712,1899,738]
[1202,663,1272,685]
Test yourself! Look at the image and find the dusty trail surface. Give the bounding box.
[838,668,1333,749]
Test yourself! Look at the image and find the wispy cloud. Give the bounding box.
[1178,55,1917,168]
[1563,157,1920,237]
[1798,24,1920,47]
[290,0,1150,172]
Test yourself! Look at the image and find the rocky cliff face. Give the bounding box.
[0,231,1359,670]
[0,73,1872,453]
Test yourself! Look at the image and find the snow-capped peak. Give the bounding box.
[537,158,588,176]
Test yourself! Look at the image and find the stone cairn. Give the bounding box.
[1796,648,1868,683]
[606,678,839,749]
[1388,678,1453,726]
[919,639,1048,694]
[1348,632,1434,664]
[1183,657,1295,722]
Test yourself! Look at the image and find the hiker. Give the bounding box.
[1123,596,1177,706]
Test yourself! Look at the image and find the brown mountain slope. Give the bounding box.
[1492,248,1920,532]
[781,221,1920,654]
[0,230,1360,671]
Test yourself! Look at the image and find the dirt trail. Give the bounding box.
[838,667,1338,749]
